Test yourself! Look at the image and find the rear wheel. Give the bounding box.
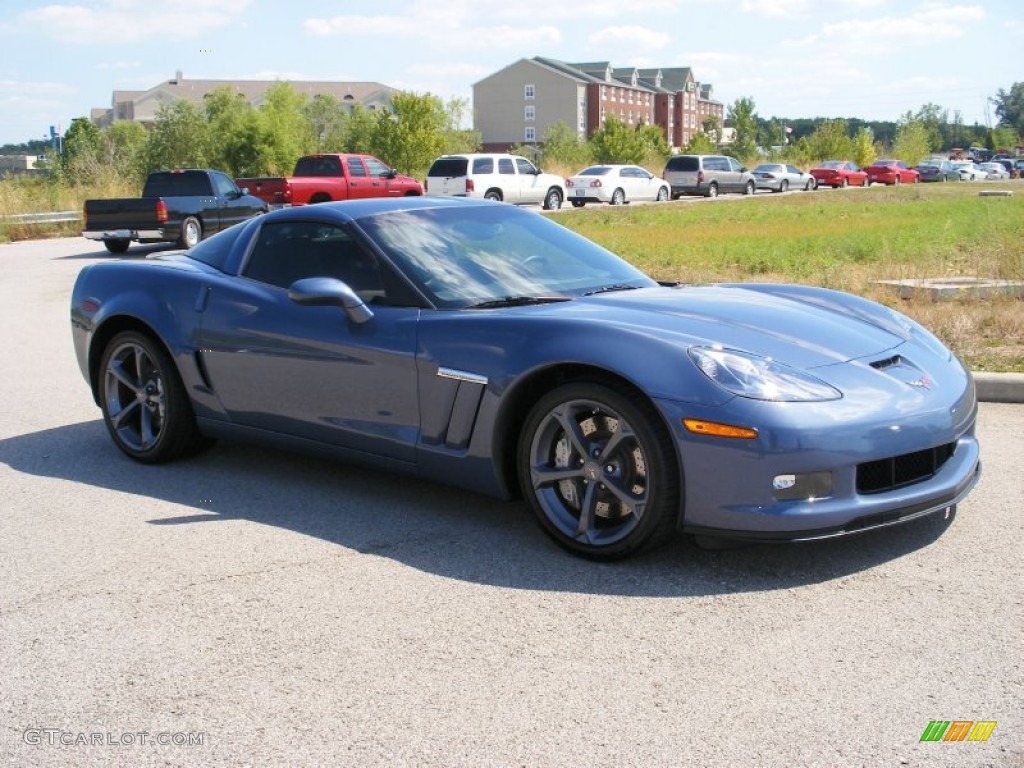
[104,239,130,254]
[178,216,202,249]
[98,331,208,463]
[610,188,625,205]
[778,180,789,193]
[518,382,680,560]
[706,182,719,198]
[484,190,503,202]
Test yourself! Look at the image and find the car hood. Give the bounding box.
[549,284,915,370]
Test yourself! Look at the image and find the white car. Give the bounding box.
[751,163,817,193]
[425,153,565,210]
[565,165,671,206]
[978,162,1010,180]
[952,161,988,181]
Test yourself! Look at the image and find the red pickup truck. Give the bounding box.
[236,153,422,208]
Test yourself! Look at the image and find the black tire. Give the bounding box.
[656,187,669,202]
[484,190,503,202]
[518,382,680,560]
[610,188,625,205]
[308,193,332,204]
[104,239,130,254]
[570,199,586,208]
[744,180,755,196]
[778,180,788,193]
[98,331,208,464]
[706,182,719,198]
[178,216,202,249]
[543,188,563,210]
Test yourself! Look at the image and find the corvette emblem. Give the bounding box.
[907,374,933,389]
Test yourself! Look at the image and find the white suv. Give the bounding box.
[425,154,565,210]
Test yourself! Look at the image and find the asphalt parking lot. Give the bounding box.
[1,237,1021,767]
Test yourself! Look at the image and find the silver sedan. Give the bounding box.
[752,163,816,193]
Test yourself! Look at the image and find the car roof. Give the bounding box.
[262,195,499,223]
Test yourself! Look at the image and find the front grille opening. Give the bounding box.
[857,442,956,494]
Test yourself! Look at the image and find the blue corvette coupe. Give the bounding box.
[71,197,980,559]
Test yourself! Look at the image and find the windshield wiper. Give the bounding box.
[582,283,643,297]
[468,295,571,309]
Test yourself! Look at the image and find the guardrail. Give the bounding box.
[0,211,80,224]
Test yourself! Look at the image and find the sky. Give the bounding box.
[1,0,1021,147]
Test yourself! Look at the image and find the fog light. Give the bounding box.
[772,471,832,501]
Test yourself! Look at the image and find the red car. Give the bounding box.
[810,160,869,188]
[865,159,920,186]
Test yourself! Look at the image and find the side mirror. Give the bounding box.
[385,169,397,179]
[288,277,374,324]
[239,187,250,196]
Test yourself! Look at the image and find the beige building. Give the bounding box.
[91,71,397,130]
[473,57,724,152]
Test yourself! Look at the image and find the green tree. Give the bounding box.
[806,119,854,162]
[203,86,262,176]
[892,116,933,164]
[145,100,211,170]
[991,82,1024,135]
[304,93,348,153]
[59,117,105,183]
[344,105,377,154]
[683,132,717,154]
[851,127,877,168]
[701,115,722,145]
[370,91,448,176]
[102,121,149,184]
[725,97,758,161]
[589,116,647,164]
[257,82,313,174]
[535,121,591,170]
[439,97,481,155]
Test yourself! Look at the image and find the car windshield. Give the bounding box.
[356,204,657,309]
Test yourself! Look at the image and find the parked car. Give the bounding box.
[1015,159,1024,178]
[865,159,920,186]
[565,165,671,206]
[70,197,980,561]
[751,163,816,193]
[236,154,422,209]
[425,153,565,210]
[952,161,988,181]
[914,160,960,183]
[82,169,267,254]
[810,161,869,189]
[662,154,756,198]
[977,162,1010,180]
[988,158,1016,177]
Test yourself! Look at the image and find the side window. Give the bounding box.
[242,221,385,302]
[212,172,238,198]
[472,157,494,174]
[364,157,391,177]
[498,158,515,175]
[786,165,801,175]
[347,158,368,178]
[515,157,537,175]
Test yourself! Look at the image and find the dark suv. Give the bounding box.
[662,154,756,198]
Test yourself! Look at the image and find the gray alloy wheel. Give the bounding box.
[543,188,563,210]
[656,187,669,202]
[805,178,815,191]
[778,179,788,193]
[744,180,755,195]
[178,216,202,249]
[706,182,719,198]
[610,188,625,205]
[518,382,679,560]
[894,175,901,186]
[99,331,207,463]
[842,177,849,188]
[484,190,503,202]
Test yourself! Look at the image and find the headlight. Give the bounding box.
[689,347,842,402]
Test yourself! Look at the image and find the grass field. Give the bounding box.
[2,175,1022,371]
[559,181,1024,372]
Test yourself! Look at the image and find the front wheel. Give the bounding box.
[744,180,755,196]
[893,176,900,186]
[178,216,202,249]
[543,188,563,210]
[98,331,208,463]
[518,382,680,560]
[805,179,815,191]
[656,187,669,202]
[842,177,850,188]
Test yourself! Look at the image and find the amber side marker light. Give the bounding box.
[683,419,759,439]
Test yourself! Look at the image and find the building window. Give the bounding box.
[524,84,535,100]
[525,126,536,142]
[525,105,535,121]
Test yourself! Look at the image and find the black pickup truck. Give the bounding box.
[82,169,267,254]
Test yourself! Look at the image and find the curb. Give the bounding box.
[973,372,1024,404]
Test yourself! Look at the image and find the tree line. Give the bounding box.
[10,80,1024,187]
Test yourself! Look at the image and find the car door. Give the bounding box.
[210,171,259,233]
[364,156,404,197]
[198,219,420,462]
[514,157,544,203]
[622,166,651,200]
[343,157,376,200]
